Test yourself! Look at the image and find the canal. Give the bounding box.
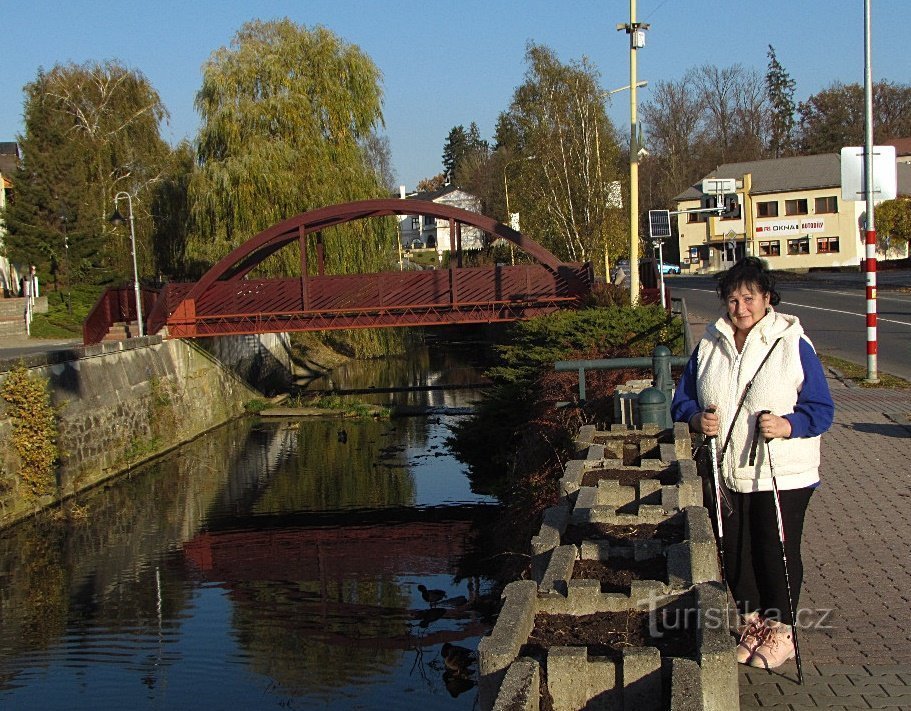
[0,343,500,710]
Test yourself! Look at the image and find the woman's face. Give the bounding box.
[725,282,771,334]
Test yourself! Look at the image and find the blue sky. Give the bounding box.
[2,1,909,190]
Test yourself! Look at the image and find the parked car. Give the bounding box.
[659,262,681,274]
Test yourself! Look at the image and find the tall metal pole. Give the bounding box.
[863,0,878,383]
[628,0,641,304]
[112,191,144,337]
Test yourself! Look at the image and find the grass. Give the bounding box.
[819,353,910,388]
[28,284,105,339]
[404,249,441,269]
[288,393,391,418]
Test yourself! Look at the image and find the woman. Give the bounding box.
[671,257,834,669]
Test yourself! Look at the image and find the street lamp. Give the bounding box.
[504,154,536,265]
[60,214,71,314]
[618,5,650,305]
[109,191,144,337]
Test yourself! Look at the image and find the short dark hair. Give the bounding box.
[715,257,780,306]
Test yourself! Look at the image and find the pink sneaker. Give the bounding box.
[749,621,795,669]
[735,612,766,664]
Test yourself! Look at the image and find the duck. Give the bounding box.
[417,584,446,606]
[443,669,476,697]
[415,607,446,628]
[337,428,347,443]
[441,642,476,673]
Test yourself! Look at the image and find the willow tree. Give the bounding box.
[3,61,169,286]
[189,20,396,279]
[494,44,625,271]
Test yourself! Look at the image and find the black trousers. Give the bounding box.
[704,477,814,625]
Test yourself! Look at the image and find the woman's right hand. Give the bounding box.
[690,406,720,437]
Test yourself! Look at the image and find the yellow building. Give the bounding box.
[675,153,911,273]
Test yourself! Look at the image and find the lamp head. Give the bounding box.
[108,208,126,226]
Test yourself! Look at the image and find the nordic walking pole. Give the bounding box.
[760,410,803,685]
[705,407,726,585]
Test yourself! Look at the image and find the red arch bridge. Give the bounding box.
[84,198,607,345]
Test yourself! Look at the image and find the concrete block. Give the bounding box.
[539,545,577,594]
[492,657,539,711]
[479,580,538,710]
[570,486,597,525]
[559,459,586,495]
[579,539,611,560]
[547,647,618,711]
[669,657,704,711]
[584,444,605,461]
[574,424,597,453]
[596,479,635,507]
[696,582,739,711]
[674,422,693,460]
[639,478,662,503]
[622,646,663,711]
[659,442,678,463]
[639,457,663,470]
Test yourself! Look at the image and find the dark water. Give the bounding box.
[0,345,498,710]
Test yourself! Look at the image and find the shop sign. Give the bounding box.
[754,218,825,236]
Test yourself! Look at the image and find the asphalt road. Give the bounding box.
[669,269,911,381]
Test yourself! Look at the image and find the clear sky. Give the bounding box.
[2,1,909,190]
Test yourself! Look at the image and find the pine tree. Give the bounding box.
[441,125,469,183]
[766,45,796,158]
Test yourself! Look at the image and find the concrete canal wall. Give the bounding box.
[0,333,292,529]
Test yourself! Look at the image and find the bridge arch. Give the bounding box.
[183,198,565,305]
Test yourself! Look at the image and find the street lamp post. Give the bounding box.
[109,192,144,337]
[61,215,71,313]
[618,3,649,305]
[503,155,536,266]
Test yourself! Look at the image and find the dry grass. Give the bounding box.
[819,353,910,389]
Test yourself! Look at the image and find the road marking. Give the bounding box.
[788,287,910,304]
[779,301,911,327]
[672,287,911,327]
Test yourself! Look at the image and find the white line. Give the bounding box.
[788,287,910,304]
[778,301,911,327]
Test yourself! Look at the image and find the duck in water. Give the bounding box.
[417,584,445,606]
[440,643,476,674]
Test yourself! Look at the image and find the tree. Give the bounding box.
[441,122,489,184]
[189,20,395,278]
[494,44,625,269]
[797,81,911,154]
[2,61,170,286]
[766,45,796,158]
[416,173,446,192]
[875,198,911,257]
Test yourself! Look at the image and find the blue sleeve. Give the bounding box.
[783,338,835,438]
[671,349,702,426]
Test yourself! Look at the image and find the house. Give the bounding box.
[674,152,911,273]
[397,185,485,258]
[0,142,21,296]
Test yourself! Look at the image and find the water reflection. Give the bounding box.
[0,346,497,709]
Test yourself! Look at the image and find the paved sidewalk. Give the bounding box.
[684,308,911,707]
[738,379,911,708]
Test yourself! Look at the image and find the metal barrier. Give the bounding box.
[554,344,690,428]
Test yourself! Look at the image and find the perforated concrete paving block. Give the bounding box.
[669,657,704,711]
[560,459,586,495]
[684,507,721,584]
[570,486,598,525]
[492,657,539,711]
[574,424,597,454]
[538,545,576,595]
[585,443,605,461]
[660,441,678,463]
[547,646,618,711]
[622,646,663,711]
[674,422,693,461]
[531,498,572,581]
[479,580,538,711]
[596,479,636,507]
[695,582,739,711]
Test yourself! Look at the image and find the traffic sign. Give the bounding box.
[701,178,736,195]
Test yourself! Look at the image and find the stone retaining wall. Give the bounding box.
[479,419,739,711]
[0,334,291,529]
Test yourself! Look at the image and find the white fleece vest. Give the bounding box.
[696,309,821,493]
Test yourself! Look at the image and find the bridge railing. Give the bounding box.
[83,286,160,345]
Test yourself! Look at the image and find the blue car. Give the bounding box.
[659,262,681,274]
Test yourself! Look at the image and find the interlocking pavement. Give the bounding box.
[738,379,911,708]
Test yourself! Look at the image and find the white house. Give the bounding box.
[397,185,485,258]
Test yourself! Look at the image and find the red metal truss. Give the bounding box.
[84,198,596,344]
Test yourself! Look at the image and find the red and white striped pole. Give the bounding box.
[863,0,879,383]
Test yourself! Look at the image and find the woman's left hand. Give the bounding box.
[758,411,792,440]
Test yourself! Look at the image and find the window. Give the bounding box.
[815,196,838,213]
[785,199,808,216]
[757,201,778,218]
[687,211,699,223]
[817,236,840,253]
[423,215,436,227]
[787,237,810,255]
[410,217,420,230]
[759,240,781,257]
